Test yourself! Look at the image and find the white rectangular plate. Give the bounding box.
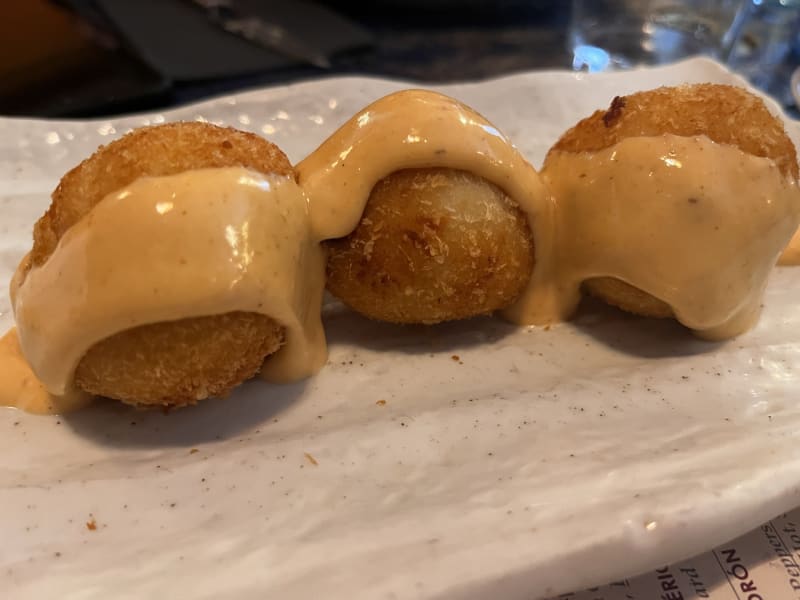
[2,57,800,600]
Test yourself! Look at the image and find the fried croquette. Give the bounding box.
[545,83,798,319]
[325,168,535,324]
[30,122,291,406]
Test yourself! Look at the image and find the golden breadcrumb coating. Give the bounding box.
[325,168,535,324]
[30,122,291,406]
[583,277,674,319]
[545,83,798,319]
[74,313,283,407]
[548,83,797,179]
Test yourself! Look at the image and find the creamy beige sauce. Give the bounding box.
[543,135,800,339]
[4,89,800,413]
[11,167,326,396]
[779,226,800,265]
[0,328,91,414]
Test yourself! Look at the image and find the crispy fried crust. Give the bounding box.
[74,313,284,407]
[548,83,798,179]
[325,168,535,324]
[546,83,798,319]
[32,122,291,406]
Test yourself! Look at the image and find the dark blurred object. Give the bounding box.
[96,0,372,79]
[325,1,567,82]
[0,0,567,118]
[2,1,797,121]
[321,0,559,26]
[0,0,169,117]
[189,0,334,69]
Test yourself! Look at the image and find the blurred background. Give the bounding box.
[2,0,798,118]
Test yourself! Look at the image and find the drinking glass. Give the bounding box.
[570,0,741,72]
[723,0,800,106]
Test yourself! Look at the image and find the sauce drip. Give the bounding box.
[0,328,91,414]
[779,226,800,265]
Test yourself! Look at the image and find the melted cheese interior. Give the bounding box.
[3,89,800,414]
